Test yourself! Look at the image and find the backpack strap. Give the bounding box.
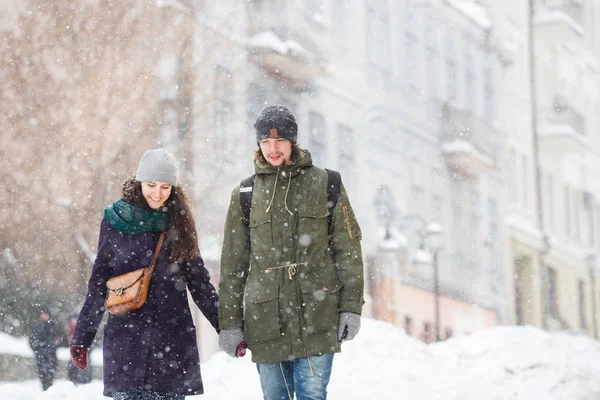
[240,175,255,226]
[325,169,342,247]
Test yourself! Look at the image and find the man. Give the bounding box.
[218,105,364,399]
[29,309,64,391]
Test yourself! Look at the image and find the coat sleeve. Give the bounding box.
[330,182,365,315]
[182,253,219,332]
[71,218,114,348]
[218,186,250,330]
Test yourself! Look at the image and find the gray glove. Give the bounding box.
[219,327,244,357]
[338,312,361,343]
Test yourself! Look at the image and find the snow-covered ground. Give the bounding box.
[2,317,600,399]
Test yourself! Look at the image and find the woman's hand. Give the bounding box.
[70,346,89,369]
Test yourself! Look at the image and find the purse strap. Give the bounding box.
[147,232,166,276]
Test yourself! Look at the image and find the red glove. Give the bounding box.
[236,342,248,357]
[70,346,88,370]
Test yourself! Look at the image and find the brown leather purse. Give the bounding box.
[105,232,166,315]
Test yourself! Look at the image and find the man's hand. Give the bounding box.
[338,312,361,343]
[219,328,245,358]
[70,346,88,370]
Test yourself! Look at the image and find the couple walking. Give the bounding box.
[71,105,365,400]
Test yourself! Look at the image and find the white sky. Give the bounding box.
[2,318,600,399]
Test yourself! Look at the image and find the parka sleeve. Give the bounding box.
[182,253,219,331]
[330,182,365,315]
[218,186,250,330]
[71,217,114,348]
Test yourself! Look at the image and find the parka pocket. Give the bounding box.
[297,206,329,250]
[300,281,343,336]
[244,284,281,342]
[249,214,273,251]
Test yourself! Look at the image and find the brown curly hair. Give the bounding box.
[121,178,199,262]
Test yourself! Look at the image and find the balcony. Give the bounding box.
[548,1,584,28]
[538,96,589,153]
[535,1,585,36]
[440,102,497,177]
[247,30,328,90]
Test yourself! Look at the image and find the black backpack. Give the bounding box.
[240,169,342,243]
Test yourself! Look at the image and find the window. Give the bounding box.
[521,155,529,209]
[425,45,438,98]
[305,0,321,15]
[404,32,419,92]
[276,97,297,115]
[247,83,267,148]
[547,267,559,318]
[432,194,442,225]
[509,149,517,203]
[424,19,437,98]
[565,184,571,238]
[483,67,494,121]
[446,59,457,101]
[213,66,233,151]
[309,111,326,166]
[579,280,588,330]
[465,52,475,110]
[337,124,355,187]
[546,173,554,229]
[445,34,457,100]
[574,188,581,243]
[333,0,347,48]
[213,100,232,150]
[596,204,600,253]
[366,0,391,86]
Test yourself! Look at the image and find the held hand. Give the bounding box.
[218,328,245,358]
[236,342,248,357]
[70,346,88,370]
[338,312,361,343]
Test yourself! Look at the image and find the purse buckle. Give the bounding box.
[115,286,125,296]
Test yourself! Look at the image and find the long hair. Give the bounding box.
[121,178,199,262]
[254,143,301,167]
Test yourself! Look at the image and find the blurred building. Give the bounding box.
[186,0,507,349]
[490,0,600,338]
[3,0,600,362]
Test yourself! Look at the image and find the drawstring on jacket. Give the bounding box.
[264,170,293,216]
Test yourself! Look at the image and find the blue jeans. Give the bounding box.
[256,353,334,400]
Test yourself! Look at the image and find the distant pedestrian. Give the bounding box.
[66,314,92,385]
[70,149,219,399]
[28,309,64,391]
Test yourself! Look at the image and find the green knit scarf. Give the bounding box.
[104,199,169,235]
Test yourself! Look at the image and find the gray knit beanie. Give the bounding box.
[254,105,298,145]
[135,149,178,186]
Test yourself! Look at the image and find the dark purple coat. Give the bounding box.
[72,218,219,397]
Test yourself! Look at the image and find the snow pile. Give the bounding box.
[2,318,600,399]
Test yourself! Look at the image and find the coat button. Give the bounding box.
[256,296,260,300]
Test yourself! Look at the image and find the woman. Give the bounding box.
[70,149,219,399]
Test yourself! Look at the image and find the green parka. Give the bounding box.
[218,149,364,363]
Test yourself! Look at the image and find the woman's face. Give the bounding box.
[141,181,172,209]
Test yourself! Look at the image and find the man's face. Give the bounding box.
[259,138,292,167]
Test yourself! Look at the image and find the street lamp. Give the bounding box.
[422,222,443,341]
